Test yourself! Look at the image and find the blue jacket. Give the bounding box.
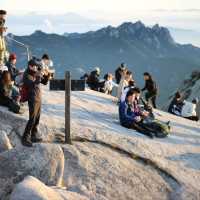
[119,101,138,127]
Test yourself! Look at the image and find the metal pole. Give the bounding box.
[65,71,72,144]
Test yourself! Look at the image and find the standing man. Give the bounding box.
[22,58,50,147]
[0,10,8,66]
[115,63,127,84]
[142,72,158,109]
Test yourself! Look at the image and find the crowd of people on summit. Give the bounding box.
[0,10,199,146]
[84,62,199,135]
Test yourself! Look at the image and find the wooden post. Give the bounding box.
[65,71,72,144]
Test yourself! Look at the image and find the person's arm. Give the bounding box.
[141,81,147,91]
[41,73,50,85]
[23,72,41,88]
[112,81,118,87]
[119,102,137,123]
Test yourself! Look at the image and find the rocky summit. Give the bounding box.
[0,86,200,200]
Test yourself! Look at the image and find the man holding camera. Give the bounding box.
[22,58,50,147]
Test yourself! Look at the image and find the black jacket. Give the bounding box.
[115,67,122,84]
[87,71,100,90]
[23,69,49,103]
[168,98,184,114]
[142,79,157,94]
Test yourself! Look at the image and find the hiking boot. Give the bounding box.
[22,138,33,147]
[31,136,43,143]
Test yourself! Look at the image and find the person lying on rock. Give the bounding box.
[0,71,21,113]
[181,98,199,122]
[119,87,170,138]
[22,58,51,147]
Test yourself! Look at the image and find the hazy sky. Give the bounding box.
[1,0,200,13]
[1,0,200,47]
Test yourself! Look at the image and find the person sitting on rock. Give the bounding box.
[142,72,158,109]
[0,71,21,113]
[181,98,199,121]
[117,70,132,102]
[6,53,22,83]
[103,73,118,95]
[22,58,51,147]
[119,87,154,138]
[119,87,170,138]
[168,92,184,116]
[87,67,102,91]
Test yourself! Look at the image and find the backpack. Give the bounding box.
[143,120,170,138]
[20,85,29,103]
[151,120,170,138]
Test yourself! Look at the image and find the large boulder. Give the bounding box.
[62,141,200,200]
[0,144,64,200]
[10,176,89,200]
[0,131,13,153]
[0,106,55,148]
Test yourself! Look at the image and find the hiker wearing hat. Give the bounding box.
[22,58,51,147]
[0,10,8,66]
[6,53,22,82]
[115,63,127,84]
[87,67,101,91]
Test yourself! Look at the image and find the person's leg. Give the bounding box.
[31,102,42,142]
[185,116,199,121]
[145,92,150,102]
[151,95,157,109]
[129,122,154,138]
[22,101,36,146]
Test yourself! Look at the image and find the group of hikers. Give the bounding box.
[0,10,199,146]
[83,63,199,137]
[82,63,158,108]
[0,10,54,147]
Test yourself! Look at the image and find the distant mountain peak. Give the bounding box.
[31,30,46,36]
[118,21,145,32]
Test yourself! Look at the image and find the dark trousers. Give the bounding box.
[23,100,41,140]
[123,122,154,138]
[145,92,157,109]
[0,96,20,113]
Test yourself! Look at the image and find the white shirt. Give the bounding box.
[117,79,129,100]
[121,87,130,102]
[181,101,197,117]
[104,80,118,93]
